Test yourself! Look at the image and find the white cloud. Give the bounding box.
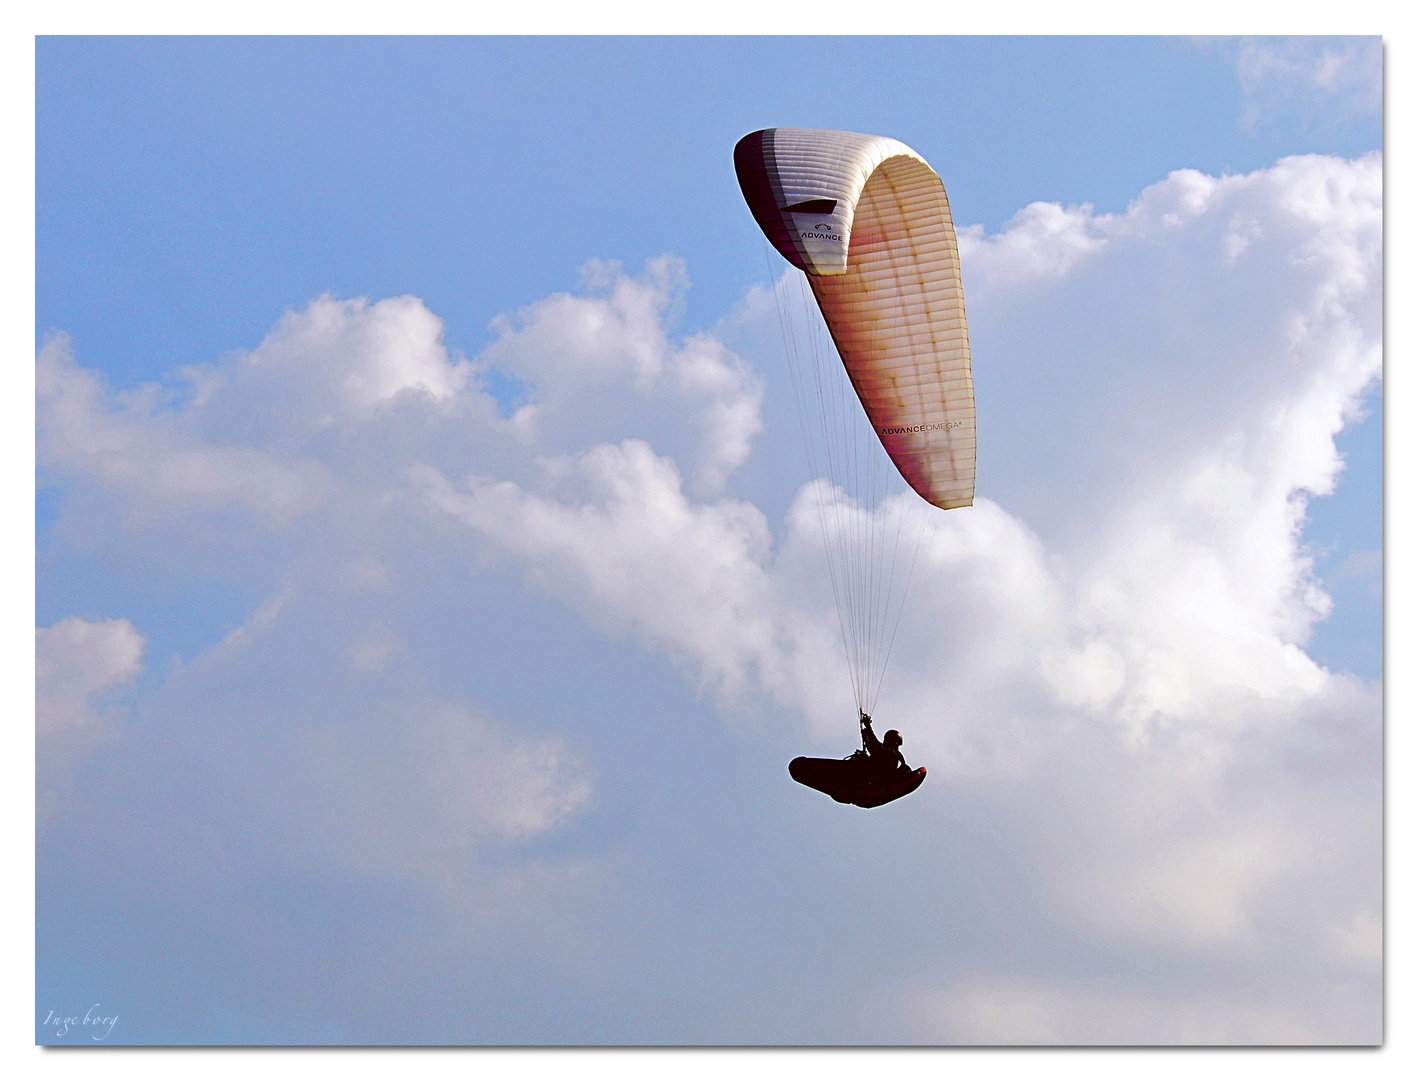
[37,260,763,541]
[36,616,145,820]
[37,336,330,528]
[36,615,144,737]
[1209,36,1383,134]
[417,154,1380,1038]
[424,706,593,843]
[223,293,471,422]
[290,698,596,876]
[437,153,1380,728]
[909,969,1378,1044]
[418,441,784,702]
[481,256,763,493]
[958,200,1111,285]
[34,260,759,888]
[36,154,1380,1042]
[88,583,598,887]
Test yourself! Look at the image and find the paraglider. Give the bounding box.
[789,713,926,809]
[734,127,974,808]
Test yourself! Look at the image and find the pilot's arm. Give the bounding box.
[860,712,883,754]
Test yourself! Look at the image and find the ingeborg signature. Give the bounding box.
[41,1005,118,1041]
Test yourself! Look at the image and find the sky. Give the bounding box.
[34,35,1384,1047]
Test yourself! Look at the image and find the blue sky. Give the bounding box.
[35,36,1382,1046]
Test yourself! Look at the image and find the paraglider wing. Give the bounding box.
[734,127,975,509]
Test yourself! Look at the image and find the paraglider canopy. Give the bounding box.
[735,127,975,511]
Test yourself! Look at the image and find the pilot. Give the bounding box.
[859,711,909,785]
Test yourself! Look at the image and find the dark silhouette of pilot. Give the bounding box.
[858,711,909,786]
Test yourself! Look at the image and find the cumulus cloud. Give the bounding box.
[37,156,1379,1042]
[957,201,1110,285]
[481,256,763,493]
[43,583,597,892]
[188,293,474,450]
[418,154,1381,1039]
[439,154,1381,723]
[37,337,330,529]
[418,440,790,702]
[35,258,760,895]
